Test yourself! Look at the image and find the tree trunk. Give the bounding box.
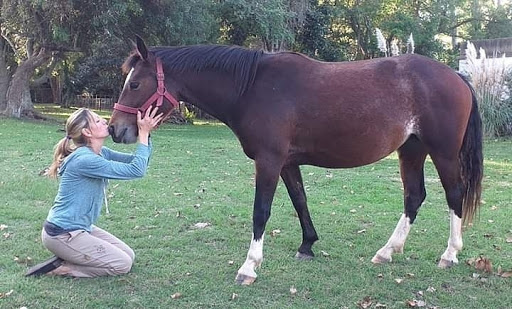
[2,49,50,118]
[0,38,9,112]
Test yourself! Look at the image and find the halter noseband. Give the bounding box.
[113,58,179,118]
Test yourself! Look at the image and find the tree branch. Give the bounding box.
[0,33,19,56]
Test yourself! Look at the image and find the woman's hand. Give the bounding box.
[137,106,164,145]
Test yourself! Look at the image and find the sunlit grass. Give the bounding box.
[0,118,511,309]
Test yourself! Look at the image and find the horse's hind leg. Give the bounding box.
[430,154,464,268]
[372,136,427,264]
[281,164,319,260]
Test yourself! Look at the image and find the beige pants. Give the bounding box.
[41,225,135,278]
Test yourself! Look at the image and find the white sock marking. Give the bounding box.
[373,214,411,262]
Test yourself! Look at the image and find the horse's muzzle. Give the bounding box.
[109,125,128,143]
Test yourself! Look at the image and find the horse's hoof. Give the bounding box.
[295,252,314,261]
[438,258,456,269]
[371,254,391,264]
[235,273,256,285]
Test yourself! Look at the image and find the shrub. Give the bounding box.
[463,42,512,137]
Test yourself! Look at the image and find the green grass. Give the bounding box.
[1,116,511,309]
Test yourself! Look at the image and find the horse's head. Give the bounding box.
[109,36,179,143]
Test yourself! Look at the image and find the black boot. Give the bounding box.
[25,256,64,277]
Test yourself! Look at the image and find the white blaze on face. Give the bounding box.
[123,68,134,90]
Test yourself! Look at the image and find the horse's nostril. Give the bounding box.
[108,125,115,136]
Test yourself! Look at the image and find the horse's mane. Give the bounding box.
[122,45,265,97]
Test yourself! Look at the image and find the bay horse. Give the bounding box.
[108,36,483,285]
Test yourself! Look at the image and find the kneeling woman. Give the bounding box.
[27,106,163,277]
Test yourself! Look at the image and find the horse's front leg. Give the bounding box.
[236,158,281,285]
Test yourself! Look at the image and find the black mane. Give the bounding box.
[124,45,265,98]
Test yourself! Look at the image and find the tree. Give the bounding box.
[0,0,103,118]
[217,0,307,51]
[295,0,347,61]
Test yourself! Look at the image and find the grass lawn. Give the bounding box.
[0,112,511,308]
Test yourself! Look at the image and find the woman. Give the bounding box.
[26,106,163,277]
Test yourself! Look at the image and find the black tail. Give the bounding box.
[457,73,483,224]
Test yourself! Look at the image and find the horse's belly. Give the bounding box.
[290,130,409,168]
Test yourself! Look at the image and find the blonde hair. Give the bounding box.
[47,108,93,178]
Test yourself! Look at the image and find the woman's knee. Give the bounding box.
[113,254,133,275]
[126,247,135,263]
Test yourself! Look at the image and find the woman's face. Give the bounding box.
[87,112,110,140]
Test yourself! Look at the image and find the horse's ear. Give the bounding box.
[135,35,148,61]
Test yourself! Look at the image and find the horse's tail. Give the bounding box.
[457,73,483,224]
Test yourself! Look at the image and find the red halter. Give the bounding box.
[113,58,179,118]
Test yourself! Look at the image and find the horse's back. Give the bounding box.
[236,53,472,168]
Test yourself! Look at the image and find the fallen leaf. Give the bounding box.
[395,278,404,284]
[193,222,210,229]
[0,290,13,299]
[426,286,436,293]
[171,293,182,299]
[500,271,512,278]
[13,256,32,264]
[357,229,366,234]
[357,296,372,309]
[270,229,281,237]
[497,266,512,278]
[321,250,330,257]
[474,256,493,273]
[466,258,476,266]
[406,300,417,307]
[290,286,297,295]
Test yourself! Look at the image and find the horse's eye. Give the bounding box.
[130,82,140,90]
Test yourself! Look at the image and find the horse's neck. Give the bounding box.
[178,75,238,125]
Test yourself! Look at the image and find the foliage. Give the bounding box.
[484,3,512,39]
[3,0,512,118]
[69,38,128,98]
[1,118,511,308]
[464,42,512,137]
[182,105,196,124]
[217,0,296,51]
[294,0,348,61]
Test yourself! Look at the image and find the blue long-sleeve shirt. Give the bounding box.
[46,142,152,232]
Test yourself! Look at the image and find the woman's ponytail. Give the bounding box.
[46,108,91,178]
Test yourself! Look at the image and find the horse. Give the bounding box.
[108,36,483,285]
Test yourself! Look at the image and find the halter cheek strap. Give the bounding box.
[113,58,179,117]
